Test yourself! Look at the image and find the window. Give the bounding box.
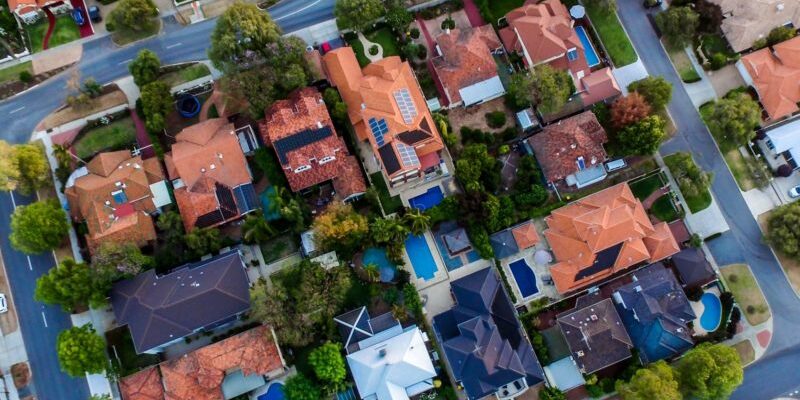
[767,139,775,150]
[396,142,420,167]
[393,89,418,124]
[294,165,311,173]
[319,156,336,165]
[368,118,388,146]
[111,190,127,204]
[567,48,579,61]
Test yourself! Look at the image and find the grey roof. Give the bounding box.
[335,307,401,354]
[672,248,716,287]
[490,230,519,259]
[378,143,401,175]
[443,227,472,255]
[110,251,250,354]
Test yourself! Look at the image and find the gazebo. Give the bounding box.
[443,228,472,255]
[490,230,520,259]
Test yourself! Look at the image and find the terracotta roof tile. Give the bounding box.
[579,67,622,105]
[741,36,800,120]
[528,111,607,183]
[119,367,164,400]
[511,221,540,249]
[431,25,502,105]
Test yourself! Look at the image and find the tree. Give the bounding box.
[284,374,321,400]
[616,360,681,400]
[140,81,173,133]
[56,324,107,377]
[0,140,20,192]
[706,93,761,148]
[676,343,743,400]
[323,88,348,124]
[157,210,185,245]
[370,216,410,262]
[184,227,222,258]
[655,6,699,48]
[404,208,431,236]
[108,0,157,32]
[768,201,800,258]
[10,200,69,254]
[91,242,153,280]
[539,386,567,400]
[36,258,109,311]
[531,64,573,115]
[628,76,672,113]
[241,212,276,244]
[13,143,50,195]
[506,73,536,109]
[614,115,666,155]
[666,152,711,199]
[362,263,380,282]
[334,0,385,32]
[766,25,796,47]
[129,49,161,87]
[385,0,412,32]
[611,92,651,129]
[312,202,369,257]
[695,0,723,33]
[308,342,347,386]
[271,187,307,233]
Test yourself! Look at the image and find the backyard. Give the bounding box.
[629,172,666,200]
[345,27,400,67]
[650,194,680,222]
[27,16,80,52]
[721,264,771,326]
[665,42,701,83]
[160,63,211,88]
[369,172,402,214]
[72,116,138,159]
[583,1,637,67]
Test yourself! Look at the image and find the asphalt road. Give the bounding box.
[616,1,800,398]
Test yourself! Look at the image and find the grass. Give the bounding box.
[110,18,160,46]
[369,172,403,214]
[663,153,712,213]
[650,194,680,222]
[664,42,701,83]
[259,235,299,263]
[0,61,32,85]
[731,340,755,365]
[699,33,737,60]
[160,63,211,88]
[584,1,637,67]
[345,27,400,67]
[629,173,664,200]
[721,264,771,326]
[722,149,755,191]
[73,117,137,159]
[27,16,81,52]
[488,0,525,23]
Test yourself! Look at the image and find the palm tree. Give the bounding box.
[52,144,72,168]
[363,263,380,283]
[242,212,275,244]
[271,187,306,233]
[404,209,431,236]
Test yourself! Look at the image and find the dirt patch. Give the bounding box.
[0,63,74,101]
[10,363,30,389]
[731,340,755,365]
[447,97,515,151]
[758,212,800,294]
[40,89,128,131]
[721,263,771,326]
[707,64,746,99]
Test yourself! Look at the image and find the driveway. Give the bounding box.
[616,0,800,398]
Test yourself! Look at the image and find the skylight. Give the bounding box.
[393,89,418,124]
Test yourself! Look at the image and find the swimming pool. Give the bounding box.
[575,26,600,67]
[409,186,444,211]
[405,234,438,281]
[362,247,397,282]
[509,259,539,298]
[699,292,722,331]
[258,382,284,400]
[259,186,282,221]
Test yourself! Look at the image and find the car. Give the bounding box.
[88,6,101,23]
[0,294,7,314]
[789,185,800,198]
[72,7,85,26]
[320,41,332,54]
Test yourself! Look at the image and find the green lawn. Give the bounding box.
[663,153,712,213]
[369,172,403,214]
[110,18,160,46]
[27,16,81,52]
[160,63,211,88]
[488,0,525,23]
[721,264,771,326]
[345,27,400,67]
[584,2,637,67]
[629,173,663,200]
[73,117,138,159]
[699,33,737,59]
[106,327,160,376]
[665,42,701,83]
[650,194,680,222]
[0,61,32,85]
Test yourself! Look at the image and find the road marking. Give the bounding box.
[117,58,133,65]
[8,106,24,114]
[41,312,47,328]
[26,257,32,271]
[166,42,182,49]
[8,192,16,209]
[272,0,321,21]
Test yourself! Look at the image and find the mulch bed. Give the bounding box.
[0,63,74,100]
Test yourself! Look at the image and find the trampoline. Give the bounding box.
[176,94,201,118]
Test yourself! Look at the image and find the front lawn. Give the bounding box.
[488,0,525,23]
[73,117,138,159]
[160,63,211,88]
[0,61,32,85]
[584,1,637,67]
[721,264,771,326]
[345,26,400,67]
[110,18,160,46]
[629,173,664,200]
[650,194,680,222]
[27,16,80,52]
[731,340,755,365]
[369,172,402,214]
[663,152,712,213]
[665,42,701,83]
[699,33,736,59]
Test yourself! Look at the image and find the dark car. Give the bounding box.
[88,6,101,22]
[71,7,85,26]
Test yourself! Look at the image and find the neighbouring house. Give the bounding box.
[430,25,506,108]
[613,263,696,364]
[259,87,366,201]
[118,325,286,400]
[110,250,251,354]
[433,267,545,400]
[557,293,633,374]
[323,47,445,189]
[490,220,540,259]
[165,118,260,232]
[544,182,680,294]
[65,150,171,254]
[671,247,717,288]
[7,0,71,24]
[710,0,800,53]
[527,111,608,188]
[738,35,800,121]
[499,0,621,106]
[756,113,800,172]
[335,307,437,400]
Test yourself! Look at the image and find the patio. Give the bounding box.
[497,218,563,305]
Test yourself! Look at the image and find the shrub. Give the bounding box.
[485,111,506,129]
[410,27,420,39]
[766,25,796,47]
[586,384,604,398]
[498,144,510,155]
[501,127,517,141]
[710,52,728,70]
[18,70,33,83]
[441,18,455,30]
[416,44,427,59]
[368,45,379,56]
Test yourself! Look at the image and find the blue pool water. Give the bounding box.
[575,26,600,67]
[259,186,282,221]
[258,383,284,400]
[509,259,539,298]
[405,234,438,280]
[363,247,397,282]
[409,186,444,211]
[700,292,722,331]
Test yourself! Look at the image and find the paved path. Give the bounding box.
[461,0,486,27]
[42,8,56,50]
[641,186,670,209]
[616,1,800,398]
[357,32,383,62]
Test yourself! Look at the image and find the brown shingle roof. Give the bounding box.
[431,25,502,105]
[740,36,800,120]
[528,111,608,183]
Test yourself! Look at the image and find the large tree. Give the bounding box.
[385,0,413,32]
[107,0,157,32]
[695,0,723,33]
[0,140,20,192]
[57,324,108,377]
[676,343,744,400]
[284,374,321,400]
[140,81,173,133]
[35,258,110,311]
[616,360,681,400]
[404,208,431,236]
[10,200,69,254]
[241,211,276,244]
[614,115,666,155]
[312,202,369,257]
[129,49,161,87]
[209,2,281,69]
[334,0,385,32]
[611,92,651,129]
[308,342,347,386]
[628,76,672,113]
[768,201,800,259]
[91,242,153,280]
[370,216,410,262]
[13,143,50,195]
[184,227,222,259]
[706,93,761,148]
[531,64,573,115]
[655,6,699,48]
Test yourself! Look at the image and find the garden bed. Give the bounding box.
[345,26,400,67]
[584,1,637,67]
[663,153,712,213]
[41,87,128,130]
[0,61,32,85]
[664,41,701,83]
[72,115,137,159]
[27,16,80,52]
[369,172,402,214]
[721,264,770,326]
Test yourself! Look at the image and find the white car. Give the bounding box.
[790,185,800,198]
[0,294,7,314]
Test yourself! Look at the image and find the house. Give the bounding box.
[433,267,544,400]
[757,112,800,172]
[490,220,540,259]
[110,250,251,354]
[710,0,800,52]
[259,87,366,201]
[7,0,71,24]
[738,35,800,121]
[323,47,445,189]
[65,150,171,253]
[527,111,608,188]
[165,118,259,232]
[118,326,286,400]
[671,247,717,288]
[335,307,437,400]
[613,264,696,364]
[557,293,632,374]
[499,0,621,106]
[430,25,506,108]
[544,182,680,294]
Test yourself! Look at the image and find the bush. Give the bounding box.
[416,44,427,59]
[709,52,728,70]
[18,70,33,83]
[485,111,506,129]
[501,127,517,141]
[368,45,379,56]
[410,27,420,39]
[441,18,455,30]
[586,384,604,398]
[498,144,510,155]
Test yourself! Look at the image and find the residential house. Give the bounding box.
[259,87,366,201]
[544,182,680,294]
[756,113,800,172]
[335,307,437,400]
[613,264,696,363]
[499,0,621,106]
[165,118,259,232]
[118,325,286,400]
[430,25,506,108]
[738,35,800,121]
[710,0,800,52]
[7,0,70,23]
[490,220,540,259]
[527,111,608,188]
[65,150,171,253]
[671,247,717,288]
[433,267,544,400]
[110,250,251,354]
[557,293,632,374]
[323,47,445,189]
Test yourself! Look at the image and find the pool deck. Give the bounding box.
[498,218,562,306]
[690,286,721,336]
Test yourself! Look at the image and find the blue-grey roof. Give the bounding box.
[335,307,401,354]
[490,230,519,260]
[672,248,716,287]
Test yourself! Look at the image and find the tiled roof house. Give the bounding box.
[527,111,608,188]
[490,220,540,259]
[165,118,259,231]
[65,150,171,253]
[737,35,800,121]
[710,0,800,52]
[499,0,621,106]
[433,267,544,399]
[7,0,71,23]
[612,264,696,363]
[431,25,506,108]
[544,183,680,294]
[259,87,366,201]
[119,367,164,400]
[323,47,444,188]
[671,247,717,288]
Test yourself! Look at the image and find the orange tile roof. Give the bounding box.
[7,0,48,14]
[119,367,164,400]
[544,183,680,294]
[511,221,540,250]
[323,48,444,182]
[579,67,621,105]
[431,25,502,105]
[740,36,800,120]
[527,111,607,183]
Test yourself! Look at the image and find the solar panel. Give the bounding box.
[396,142,420,167]
[215,182,239,219]
[368,118,388,146]
[273,127,333,164]
[111,190,128,204]
[575,243,624,280]
[233,183,259,213]
[393,89,417,124]
[378,144,401,175]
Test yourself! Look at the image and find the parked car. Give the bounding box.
[643,0,662,8]
[789,185,800,198]
[0,294,7,314]
[72,7,85,26]
[88,6,101,23]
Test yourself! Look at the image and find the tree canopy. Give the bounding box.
[334,0,385,32]
[57,324,108,377]
[129,49,161,87]
[312,202,369,257]
[617,360,681,400]
[0,142,51,195]
[36,258,110,311]
[768,201,800,259]
[107,0,157,32]
[676,343,744,400]
[91,242,153,280]
[385,0,412,32]
[705,93,761,148]
[308,342,347,386]
[284,374,321,400]
[208,2,283,70]
[0,141,19,193]
[506,65,573,114]
[695,0,723,33]
[10,200,69,254]
[611,92,651,129]
[614,115,666,155]
[140,81,173,133]
[628,76,672,113]
[656,6,699,48]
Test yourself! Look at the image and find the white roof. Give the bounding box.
[459,76,505,107]
[543,357,585,391]
[347,327,436,400]
[301,230,316,255]
[149,181,172,208]
[765,118,800,154]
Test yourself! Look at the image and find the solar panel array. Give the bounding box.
[396,142,420,167]
[393,89,417,124]
[368,118,388,146]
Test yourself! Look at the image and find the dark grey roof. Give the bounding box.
[672,248,716,287]
[273,126,333,164]
[110,251,250,354]
[443,228,472,255]
[433,268,544,399]
[233,183,259,213]
[378,143,401,175]
[335,307,400,354]
[397,130,431,145]
[490,230,519,259]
